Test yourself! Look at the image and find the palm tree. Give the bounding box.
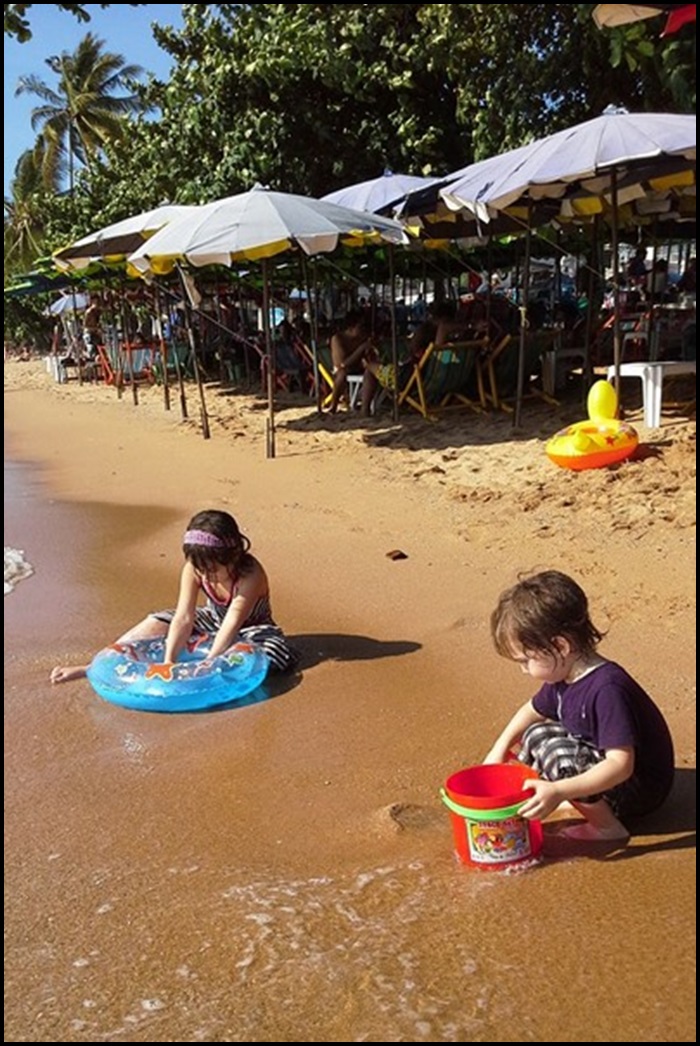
[15,31,145,191]
[4,146,48,274]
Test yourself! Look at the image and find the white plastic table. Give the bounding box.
[607,360,696,428]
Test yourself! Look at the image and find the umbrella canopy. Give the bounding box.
[593,4,696,33]
[437,110,696,218]
[46,292,89,315]
[5,268,77,299]
[128,186,409,459]
[53,203,200,271]
[128,184,408,273]
[320,168,438,215]
[408,109,696,426]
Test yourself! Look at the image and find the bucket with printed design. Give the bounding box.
[441,763,543,868]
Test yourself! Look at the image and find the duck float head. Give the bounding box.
[545,380,639,471]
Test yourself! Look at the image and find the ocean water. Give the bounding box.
[4,544,34,595]
[5,453,35,594]
[3,449,95,655]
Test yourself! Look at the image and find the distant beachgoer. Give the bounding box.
[327,310,375,413]
[358,300,468,415]
[648,257,669,300]
[627,247,648,287]
[50,509,299,684]
[410,293,428,327]
[83,299,102,357]
[483,570,674,843]
[677,257,696,295]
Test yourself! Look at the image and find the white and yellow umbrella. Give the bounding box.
[129,185,409,456]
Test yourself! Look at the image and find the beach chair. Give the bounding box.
[149,339,192,384]
[480,332,558,413]
[261,336,311,394]
[292,340,336,405]
[479,334,514,411]
[398,338,487,419]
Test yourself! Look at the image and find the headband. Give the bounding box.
[183,529,232,548]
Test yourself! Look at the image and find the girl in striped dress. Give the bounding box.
[151,509,298,672]
[50,509,298,683]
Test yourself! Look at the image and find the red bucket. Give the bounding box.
[441,763,543,869]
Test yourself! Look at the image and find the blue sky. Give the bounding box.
[4,3,185,196]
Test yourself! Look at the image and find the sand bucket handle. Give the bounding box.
[439,788,528,823]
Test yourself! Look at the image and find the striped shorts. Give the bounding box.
[151,607,300,674]
[518,722,607,805]
[518,722,669,820]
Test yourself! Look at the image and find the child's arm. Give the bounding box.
[208,562,267,658]
[518,746,635,821]
[163,562,200,663]
[483,699,545,764]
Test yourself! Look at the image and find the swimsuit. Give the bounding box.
[152,573,299,673]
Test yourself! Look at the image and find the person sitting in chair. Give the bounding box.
[327,310,376,413]
[359,300,467,416]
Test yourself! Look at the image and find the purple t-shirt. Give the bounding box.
[532,660,674,809]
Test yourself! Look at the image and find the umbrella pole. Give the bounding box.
[236,272,251,386]
[301,255,322,413]
[514,207,533,429]
[610,167,622,410]
[177,266,210,439]
[388,245,399,422]
[69,283,85,386]
[214,288,227,385]
[118,284,139,407]
[155,283,188,418]
[153,285,171,412]
[262,258,276,458]
[583,217,598,397]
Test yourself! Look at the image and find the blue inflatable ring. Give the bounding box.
[86,635,270,712]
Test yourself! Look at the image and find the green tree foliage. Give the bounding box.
[15,31,145,189]
[8,3,695,273]
[4,146,49,274]
[4,4,146,42]
[119,3,695,209]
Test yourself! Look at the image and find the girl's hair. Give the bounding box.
[182,509,254,576]
[491,570,604,659]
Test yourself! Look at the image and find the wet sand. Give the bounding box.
[3,362,696,1042]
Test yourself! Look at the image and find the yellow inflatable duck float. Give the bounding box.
[546,380,639,471]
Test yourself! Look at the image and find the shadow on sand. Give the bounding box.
[542,768,696,863]
[207,631,422,712]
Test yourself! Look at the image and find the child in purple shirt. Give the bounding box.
[484,570,675,842]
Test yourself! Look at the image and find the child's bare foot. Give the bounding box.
[560,822,630,843]
[50,665,88,684]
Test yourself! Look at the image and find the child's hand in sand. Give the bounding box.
[50,665,88,684]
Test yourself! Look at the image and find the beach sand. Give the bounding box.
[4,360,696,1043]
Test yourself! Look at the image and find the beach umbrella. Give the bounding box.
[428,109,696,423]
[128,185,408,270]
[53,203,200,271]
[5,268,77,299]
[46,292,89,315]
[320,168,438,215]
[437,111,695,217]
[592,4,696,34]
[128,185,409,456]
